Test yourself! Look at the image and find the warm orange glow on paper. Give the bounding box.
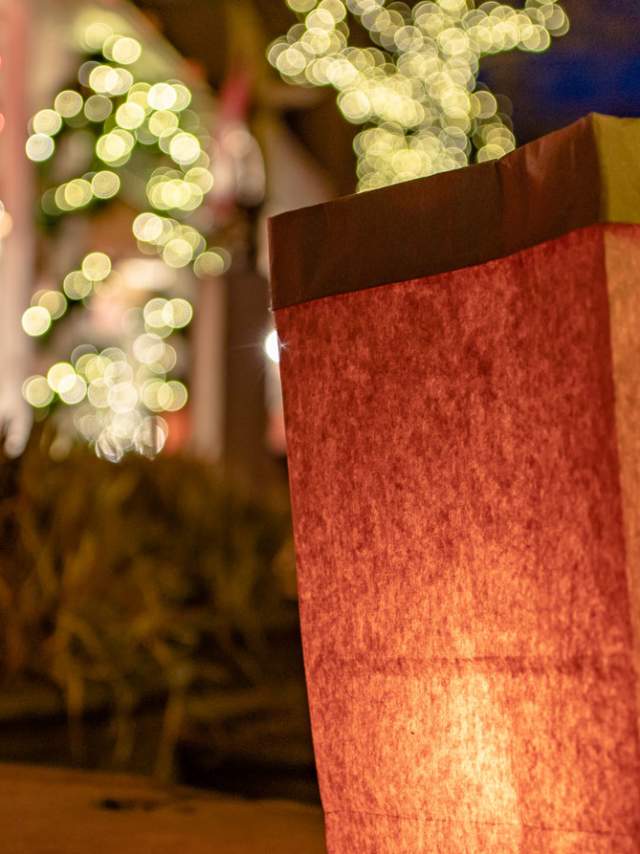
[275,223,640,851]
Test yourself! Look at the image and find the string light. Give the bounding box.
[271,0,569,190]
[264,330,281,364]
[21,306,51,337]
[22,14,227,461]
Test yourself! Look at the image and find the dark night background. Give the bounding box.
[132,0,640,194]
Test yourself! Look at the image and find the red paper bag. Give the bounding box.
[269,114,640,852]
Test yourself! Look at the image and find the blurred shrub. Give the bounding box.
[0,426,292,774]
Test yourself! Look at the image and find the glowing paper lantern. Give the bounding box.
[269,114,640,851]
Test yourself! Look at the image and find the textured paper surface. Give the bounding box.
[269,114,640,310]
[276,223,640,852]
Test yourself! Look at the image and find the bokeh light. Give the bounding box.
[163,297,193,329]
[26,133,55,162]
[265,329,281,364]
[36,290,67,320]
[95,128,134,164]
[23,15,237,460]
[63,270,93,300]
[32,109,63,136]
[85,94,113,122]
[58,373,87,405]
[169,132,201,166]
[81,251,112,281]
[148,82,177,111]
[21,306,51,337]
[64,178,92,208]
[46,362,75,393]
[110,36,142,66]
[115,101,145,129]
[270,0,569,189]
[162,237,193,268]
[193,248,231,278]
[54,89,83,118]
[22,375,54,408]
[92,170,121,199]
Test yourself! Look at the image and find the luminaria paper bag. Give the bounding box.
[268,114,640,852]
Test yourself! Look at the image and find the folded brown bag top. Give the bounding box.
[269,113,640,310]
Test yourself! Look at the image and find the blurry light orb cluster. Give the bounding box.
[21,288,68,337]
[22,15,223,461]
[25,18,220,286]
[22,260,194,447]
[22,338,189,460]
[271,0,569,189]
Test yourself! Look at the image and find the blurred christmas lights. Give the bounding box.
[22,13,224,460]
[270,0,569,190]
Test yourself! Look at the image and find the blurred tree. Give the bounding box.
[269,0,569,189]
[21,12,230,460]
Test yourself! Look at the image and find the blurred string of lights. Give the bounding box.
[21,16,231,461]
[269,0,569,190]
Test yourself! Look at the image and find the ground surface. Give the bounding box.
[0,762,326,853]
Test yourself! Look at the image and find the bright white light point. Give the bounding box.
[83,21,112,51]
[160,381,188,412]
[163,298,193,329]
[82,251,111,281]
[265,330,280,364]
[162,238,193,268]
[96,130,133,163]
[92,171,120,199]
[47,362,75,392]
[193,249,230,278]
[26,134,55,162]
[132,212,164,243]
[148,110,178,137]
[33,109,63,136]
[64,179,92,208]
[112,37,142,65]
[38,290,67,319]
[22,375,54,408]
[147,83,177,111]
[134,416,168,457]
[169,132,201,165]
[143,297,168,329]
[185,166,214,193]
[58,374,87,405]
[89,65,120,95]
[63,271,92,300]
[115,102,145,129]
[171,84,192,111]
[54,90,83,118]
[22,306,51,337]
